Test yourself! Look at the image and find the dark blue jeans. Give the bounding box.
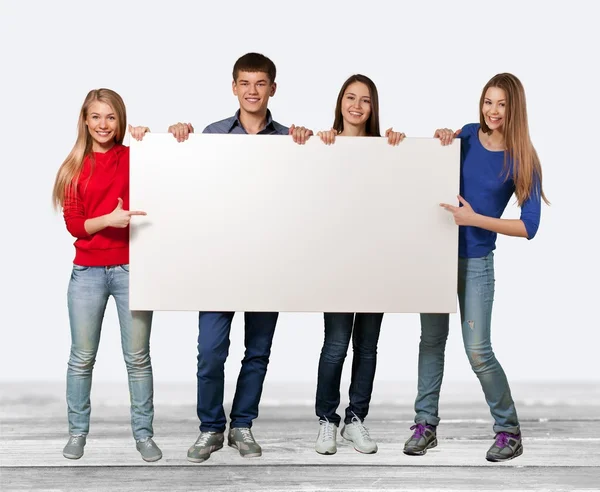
[196,311,278,433]
[315,313,383,426]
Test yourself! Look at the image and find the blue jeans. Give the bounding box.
[415,252,519,434]
[315,313,383,426]
[66,265,154,440]
[197,311,278,433]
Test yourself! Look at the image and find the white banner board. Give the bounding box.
[129,134,459,313]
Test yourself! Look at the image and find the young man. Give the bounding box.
[168,52,311,463]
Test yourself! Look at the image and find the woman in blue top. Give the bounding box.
[403,73,549,462]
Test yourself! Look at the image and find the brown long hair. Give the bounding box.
[332,74,381,137]
[480,73,549,206]
[52,88,127,209]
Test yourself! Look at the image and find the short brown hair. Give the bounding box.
[232,53,276,83]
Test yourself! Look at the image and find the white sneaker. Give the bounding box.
[341,416,378,454]
[315,419,337,455]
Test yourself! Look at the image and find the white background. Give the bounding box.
[1,0,597,387]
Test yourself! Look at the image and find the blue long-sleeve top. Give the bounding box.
[457,123,541,258]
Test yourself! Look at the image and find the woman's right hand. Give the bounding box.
[317,129,338,145]
[128,124,150,141]
[168,122,194,142]
[434,128,461,146]
[106,198,147,228]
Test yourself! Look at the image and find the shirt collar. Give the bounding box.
[230,109,275,133]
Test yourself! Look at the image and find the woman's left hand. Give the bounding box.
[440,195,477,226]
[128,125,150,141]
[385,127,406,146]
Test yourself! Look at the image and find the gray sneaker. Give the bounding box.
[187,431,224,463]
[341,416,378,454]
[315,419,337,455]
[403,424,437,456]
[136,437,162,462]
[486,432,523,462]
[228,427,262,458]
[63,435,86,459]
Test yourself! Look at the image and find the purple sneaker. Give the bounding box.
[403,423,437,456]
[486,432,523,462]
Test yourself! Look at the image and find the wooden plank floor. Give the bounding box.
[1,382,599,491]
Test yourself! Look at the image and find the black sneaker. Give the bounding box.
[403,424,437,456]
[486,432,523,462]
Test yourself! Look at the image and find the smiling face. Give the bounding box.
[85,101,118,152]
[481,86,507,132]
[340,81,372,133]
[232,70,276,117]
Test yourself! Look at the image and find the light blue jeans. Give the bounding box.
[66,264,154,440]
[415,252,520,434]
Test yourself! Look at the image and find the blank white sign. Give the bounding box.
[129,134,459,313]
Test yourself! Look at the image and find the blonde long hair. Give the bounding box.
[52,89,127,209]
[480,73,549,206]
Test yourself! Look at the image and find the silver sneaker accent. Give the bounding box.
[315,418,337,455]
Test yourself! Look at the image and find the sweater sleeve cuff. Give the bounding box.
[522,217,539,240]
[66,218,90,239]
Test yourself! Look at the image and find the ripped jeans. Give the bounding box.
[414,252,520,434]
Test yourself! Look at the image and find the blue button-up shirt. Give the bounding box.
[202,109,289,135]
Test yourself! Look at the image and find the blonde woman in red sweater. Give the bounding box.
[52,89,161,462]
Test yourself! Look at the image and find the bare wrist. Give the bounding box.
[471,213,484,228]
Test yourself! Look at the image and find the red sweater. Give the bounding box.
[63,144,130,266]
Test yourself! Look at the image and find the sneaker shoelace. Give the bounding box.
[410,423,427,440]
[141,439,154,449]
[494,432,516,448]
[239,428,255,443]
[195,432,214,447]
[70,436,82,445]
[350,415,371,441]
[318,419,335,441]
